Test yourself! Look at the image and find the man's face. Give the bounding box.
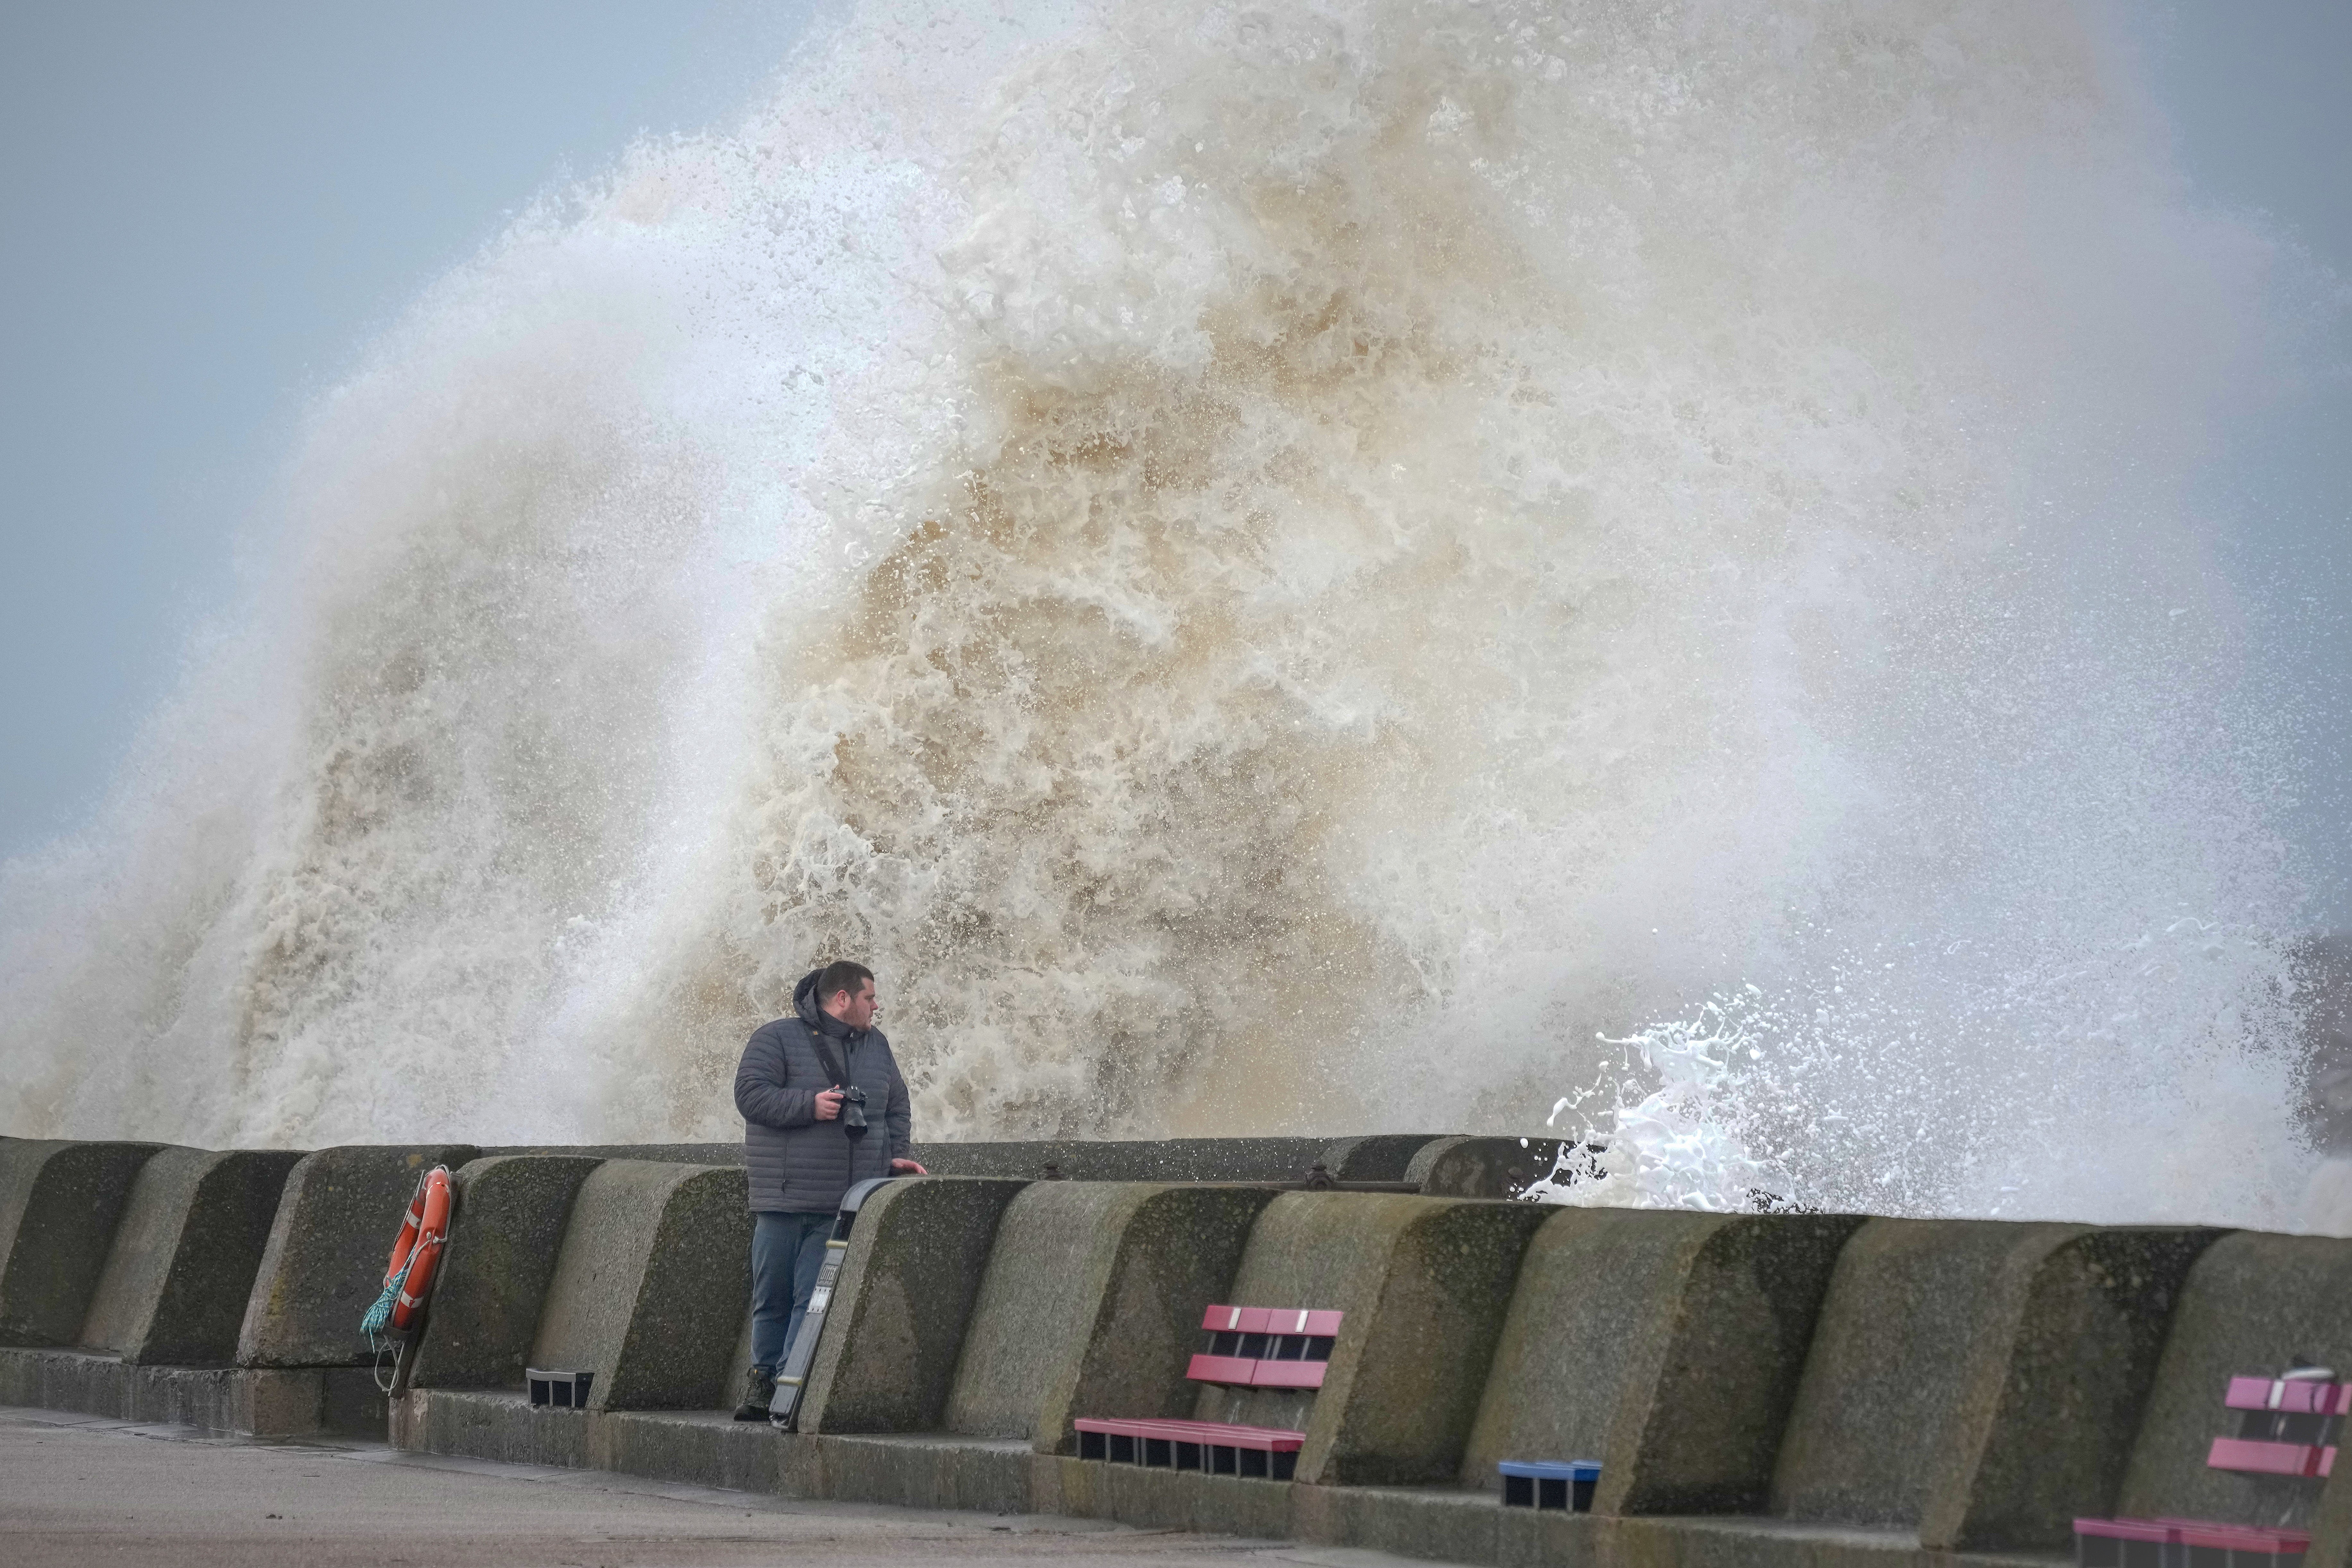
[830,979,878,1030]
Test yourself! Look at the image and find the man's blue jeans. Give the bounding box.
[751,1210,834,1374]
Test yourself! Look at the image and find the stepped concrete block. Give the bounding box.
[1460,1207,1865,1515]
[2114,1230,2352,1536]
[79,1147,306,1365]
[236,1143,479,1367]
[0,1139,167,1345]
[601,1407,788,1495]
[0,1344,388,1435]
[811,1433,1034,1512]
[406,1154,602,1389]
[800,1176,1027,1434]
[1033,1454,1293,1538]
[1288,1483,1525,1565]
[1190,1191,1550,1487]
[393,1387,1035,1515]
[526,1160,750,1411]
[908,1139,1329,1183]
[1405,1136,1573,1199]
[1922,1225,2222,1550]
[1770,1218,2217,1551]
[1317,1135,1453,1182]
[391,1384,594,1467]
[942,1180,1278,1446]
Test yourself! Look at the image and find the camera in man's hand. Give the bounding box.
[840,1084,869,1137]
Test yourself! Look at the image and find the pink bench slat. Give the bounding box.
[2207,1436,2335,1478]
[2078,1518,2313,1550]
[2226,1376,2352,1416]
[1074,1416,1304,1452]
[1198,1305,1344,1337]
[1186,1353,1258,1385]
[2179,1522,2311,1552]
[1249,1358,1329,1390]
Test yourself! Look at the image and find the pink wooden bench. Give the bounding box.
[2074,1368,2341,1567]
[1072,1304,1342,1481]
[2207,1372,2348,1478]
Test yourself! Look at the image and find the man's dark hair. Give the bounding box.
[816,959,875,1005]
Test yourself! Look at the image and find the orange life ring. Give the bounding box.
[380,1166,452,1334]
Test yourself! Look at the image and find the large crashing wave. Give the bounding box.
[0,1,2327,1225]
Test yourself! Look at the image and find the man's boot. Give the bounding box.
[733,1365,776,1422]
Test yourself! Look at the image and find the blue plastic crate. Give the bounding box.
[1499,1459,1600,1512]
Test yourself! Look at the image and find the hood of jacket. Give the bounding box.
[792,967,857,1038]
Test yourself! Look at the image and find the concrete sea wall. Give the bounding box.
[5,1132,2350,1567]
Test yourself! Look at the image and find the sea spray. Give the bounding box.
[0,1,2330,1228]
[1524,989,1781,1212]
[1527,917,2312,1226]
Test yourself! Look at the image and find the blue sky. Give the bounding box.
[2,2,2346,909]
[0,1,817,852]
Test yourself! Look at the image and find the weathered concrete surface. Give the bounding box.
[406,1154,601,1390]
[236,1144,480,1368]
[909,1141,1329,1183]
[78,1148,306,1365]
[2114,1230,2352,1535]
[1460,1207,1865,1515]
[527,1160,749,1411]
[1319,1136,1452,1182]
[1405,1138,1573,1200]
[801,1177,1028,1434]
[1920,1225,2221,1551]
[1195,1192,1551,1487]
[943,1181,1279,1447]
[1286,1482,1560,1568]
[475,1138,1453,1181]
[0,1140,167,1346]
[1770,1218,2218,1551]
[1,1347,388,1434]
[478,1143,740,1164]
[1034,1454,1296,1540]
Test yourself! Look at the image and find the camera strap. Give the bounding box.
[805,1025,868,1138]
[807,1026,850,1087]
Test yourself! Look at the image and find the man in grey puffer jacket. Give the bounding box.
[731,959,925,1419]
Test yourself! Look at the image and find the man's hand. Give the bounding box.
[891,1158,928,1175]
[814,1087,843,1121]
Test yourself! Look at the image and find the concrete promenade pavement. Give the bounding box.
[0,1405,1439,1568]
